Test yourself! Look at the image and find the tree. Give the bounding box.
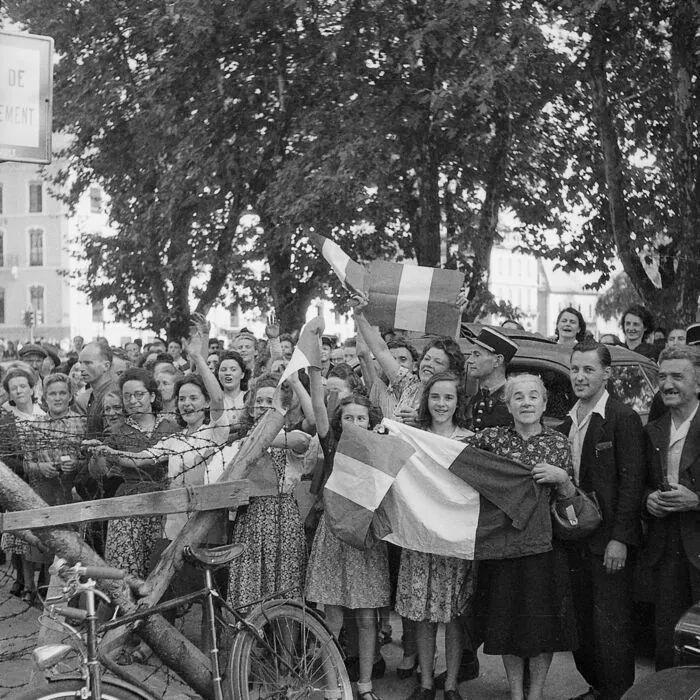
[595,272,643,321]
[521,0,700,324]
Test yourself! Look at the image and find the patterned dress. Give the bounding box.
[468,425,578,657]
[103,415,179,578]
[228,437,307,609]
[395,426,475,624]
[0,403,46,557]
[305,430,391,609]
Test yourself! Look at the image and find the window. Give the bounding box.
[89,186,102,214]
[0,288,4,324]
[0,231,4,267]
[29,228,44,266]
[29,285,45,324]
[29,182,43,213]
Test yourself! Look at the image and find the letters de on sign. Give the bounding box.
[0,31,53,164]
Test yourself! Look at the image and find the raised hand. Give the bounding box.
[265,310,280,339]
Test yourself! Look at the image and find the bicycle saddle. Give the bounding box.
[183,542,245,568]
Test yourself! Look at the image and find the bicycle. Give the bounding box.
[14,543,351,700]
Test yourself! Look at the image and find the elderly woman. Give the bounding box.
[468,374,577,700]
[0,366,46,603]
[21,373,87,602]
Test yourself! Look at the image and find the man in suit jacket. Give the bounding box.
[644,344,700,670]
[558,340,646,700]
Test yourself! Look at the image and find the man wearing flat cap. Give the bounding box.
[465,327,519,431]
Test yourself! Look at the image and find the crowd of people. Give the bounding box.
[0,300,699,700]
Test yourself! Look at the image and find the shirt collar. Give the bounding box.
[568,389,609,423]
[670,402,699,442]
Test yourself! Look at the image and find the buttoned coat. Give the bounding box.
[644,410,700,570]
[557,397,646,555]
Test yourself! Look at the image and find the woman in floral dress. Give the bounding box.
[468,374,578,700]
[395,371,473,700]
[228,374,310,609]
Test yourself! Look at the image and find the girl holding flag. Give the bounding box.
[395,370,474,700]
[304,316,390,700]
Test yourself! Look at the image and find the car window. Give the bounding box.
[608,364,656,417]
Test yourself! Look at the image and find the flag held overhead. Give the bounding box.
[309,233,465,337]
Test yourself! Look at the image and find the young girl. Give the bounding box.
[395,371,474,700]
[305,353,389,700]
[227,374,310,609]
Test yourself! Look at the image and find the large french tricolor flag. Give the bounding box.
[324,420,552,559]
[309,234,465,337]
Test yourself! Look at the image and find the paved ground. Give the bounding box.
[0,561,655,699]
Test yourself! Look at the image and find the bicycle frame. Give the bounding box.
[40,564,333,700]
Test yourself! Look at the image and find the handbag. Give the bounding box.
[551,488,602,540]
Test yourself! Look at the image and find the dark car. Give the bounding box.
[411,324,659,425]
[619,607,700,699]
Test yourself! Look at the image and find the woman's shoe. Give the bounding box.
[22,589,37,606]
[9,581,24,597]
[397,656,419,680]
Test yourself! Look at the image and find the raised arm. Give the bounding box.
[355,323,378,391]
[287,371,316,432]
[352,293,401,385]
[184,313,225,422]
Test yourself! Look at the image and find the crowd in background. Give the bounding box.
[0,300,699,700]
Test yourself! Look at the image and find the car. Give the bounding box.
[619,605,700,699]
[410,324,660,425]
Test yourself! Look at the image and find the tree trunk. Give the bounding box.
[587,7,658,303]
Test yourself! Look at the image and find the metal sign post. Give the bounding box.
[0,30,53,164]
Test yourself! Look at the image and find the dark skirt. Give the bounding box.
[474,546,577,657]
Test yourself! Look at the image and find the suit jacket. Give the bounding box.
[643,409,700,570]
[557,397,646,555]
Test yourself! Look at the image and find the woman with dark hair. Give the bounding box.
[227,373,311,609]
[352,293,465,680]
[396,371,474,700]
[554,307,587,346]
[217,350,251,440]
[620,304,659,360]
[96,367,179,580]
[305,324,390,700]
[84,316,230,546]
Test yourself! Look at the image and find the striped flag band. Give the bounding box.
[278,317,322,385]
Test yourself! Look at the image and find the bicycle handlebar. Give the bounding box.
[80,565,125,580]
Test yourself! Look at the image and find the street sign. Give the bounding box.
[0,30,53,164]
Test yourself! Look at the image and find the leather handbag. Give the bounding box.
[551,488,602,540]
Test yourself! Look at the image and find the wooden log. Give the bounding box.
[0,461,215,698]
[0,480,258,532]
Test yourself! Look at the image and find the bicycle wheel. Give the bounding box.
[229,602,352,700]
[10,677,156,700]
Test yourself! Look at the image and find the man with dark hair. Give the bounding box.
[465,328,518,431]
[559,340,646,700]
[643,345,700,670]
[75,341,119,556]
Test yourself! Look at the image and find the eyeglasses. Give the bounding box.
[123,390,149,402]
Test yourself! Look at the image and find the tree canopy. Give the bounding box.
[8,0,699,336]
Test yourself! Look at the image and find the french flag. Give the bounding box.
[309,234,465,337]
[324,420,552,560]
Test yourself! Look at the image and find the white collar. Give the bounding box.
[670,402,699,442]
[568,390,609,425]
